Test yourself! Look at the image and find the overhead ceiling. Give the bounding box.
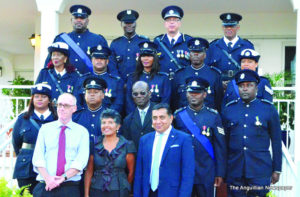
[0,0,295,55]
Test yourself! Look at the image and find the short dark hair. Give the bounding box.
[152,103,172,116]
[100,109,122,125]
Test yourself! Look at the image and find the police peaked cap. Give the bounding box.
[187,37,209,52]
[239,49,260,62]
[161,5,184,19]
[70,5,91,18]
[83,77,107,90]
[235,69,260,84]
[48,42,69,57]
[138,41,158,56]
[117,9,139,22]
[90,45,111,59]
[31,83,52,98]
[220,13,242,26]
[186,76,209,93]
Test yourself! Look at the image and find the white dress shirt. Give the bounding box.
[167,32,181,45]
[32,120,89,181]
[223,36,239,48]
[34,109,51,120]
[150,125,172,182]
[138,104,150,118]
[54,68,66,77]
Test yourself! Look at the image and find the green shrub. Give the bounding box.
[0,178,32,197]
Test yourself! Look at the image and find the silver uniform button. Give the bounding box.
[75,59,78,62]
[141,132,144,135]
[194,113,197,115]
[77,42,80,45]
[244,124,247,128]
[228,62,231,65]
[169,68,172,71]
[245,114,248,117]
[244,147,247,150]
[246,104,250,107]
[22,158,26,162]
[91,124,94,127]
[56,89,58,92]
[127,57,130,59]
[128,49,130,51]
[78,36,81,38]
[92,114,95,117]
[58,81,61,83]
[243,136,247,139]
[171,51,174,54]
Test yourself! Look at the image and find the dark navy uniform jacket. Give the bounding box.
[173,106,226,184]
[126,72,171,114]
[109,34,149,81]
[74,72,124,113]
[36,68,79,103]
[172,65,224,111]
[121,103,154,149]
[222,76,273,108]
[154,34,192,77]
[221,98,282,180]
[73,106,106,149]
[12,112,56,179]
[44,30,108,74]
[205,37,254,77]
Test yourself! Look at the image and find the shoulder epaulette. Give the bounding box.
[225,99,239,107]
[174,107,186,115]
[74,108,85,114]
[80,72,91,77]
[210,66,222,75]
[157,72,169,76]
[154,34,165,41]
[182,34,192,41]
[261,99,273,105]
[138,34,149,40]
[206,107,218,114]
[209,39,219,45]
[260,76,270,81]
[112,36,123,42]
[242,38,254,46]
[108,73,121,80]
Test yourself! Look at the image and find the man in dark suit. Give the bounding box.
[122,81,153,149]
[134,103,195,197]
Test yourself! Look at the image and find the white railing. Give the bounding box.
[0,86,297,193]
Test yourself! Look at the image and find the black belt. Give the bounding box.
[221,69,238,81]
[39,180,80,186]
[21,143,35,150]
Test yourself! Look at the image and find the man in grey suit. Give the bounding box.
[122,81,154,149]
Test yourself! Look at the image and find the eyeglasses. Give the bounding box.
[132,91,148,97]
[56,103,75,109]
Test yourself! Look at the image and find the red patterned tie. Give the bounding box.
[56,126,67,176]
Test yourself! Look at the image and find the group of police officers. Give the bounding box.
[30,3,282,197]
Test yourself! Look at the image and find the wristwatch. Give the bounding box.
[63,173,68,181]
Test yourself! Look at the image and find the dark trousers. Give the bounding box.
[192,183,214,197]
[32,181,80,197]
[148,189,158,197]
[227,176,271,197]
[17,177,39,194]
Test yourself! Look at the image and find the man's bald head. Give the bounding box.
[132,81,151,109]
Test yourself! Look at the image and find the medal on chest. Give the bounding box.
[202,125,210,137]
[255,116,262,126]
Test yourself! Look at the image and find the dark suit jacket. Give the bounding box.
[134,128,195,197]
[121,103,154,149]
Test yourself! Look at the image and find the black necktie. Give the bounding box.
[171,38,175,47]
[57,73,62,79]
[228,42,233,50]
[40,115,44,121]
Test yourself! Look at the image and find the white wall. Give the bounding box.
[0,50,14,85]
[13,54,34,81]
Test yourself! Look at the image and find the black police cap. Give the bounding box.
[117,9,139,22]
[161,5,184,19]
[83,77,107,90]
[187,37,209,52]
[70,5,91,18]
[90,45,111,59]
[235,69,260,85]
[138,41,158,56]
[220,13,242,26]
[185,76,209,93]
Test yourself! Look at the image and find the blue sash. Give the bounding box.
[60,33,93,72]
[178,110,215,160]
[232,79,240,98]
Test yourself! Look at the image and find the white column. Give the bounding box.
[34,0,69,80]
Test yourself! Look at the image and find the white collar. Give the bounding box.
[167,32,181,44]
[34,109,51,120]
[138,103,150,114]
[223,36,239,47]
[155,125,172,136]
[54,68,66,76]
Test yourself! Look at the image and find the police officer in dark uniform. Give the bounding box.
[172,37,223,112]
[205,13,254,89]
[154,5,192,79]
[222,49,273,108]
[44,4,108,74]
[126,41,171,114]
[121,81,154,149]
[109,9,149,81]
[36,42,79,103]
[74,45,124,113]
[221,70,282,197]
[173,77,226,197]
[12,83,57,193]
